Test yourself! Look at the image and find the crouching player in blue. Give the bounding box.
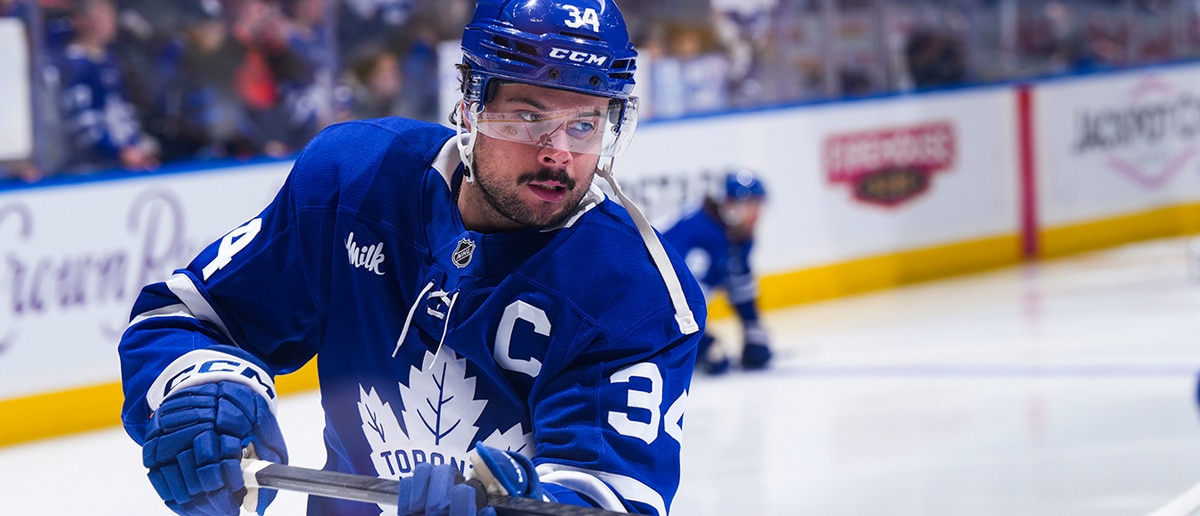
[117,1,706,515]
[663,170,772,374]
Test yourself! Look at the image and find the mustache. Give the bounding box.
[517,168,576,190]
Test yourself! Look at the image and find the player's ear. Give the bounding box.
[458,100,473,131]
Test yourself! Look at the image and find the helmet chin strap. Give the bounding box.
[596,158,700,336]
[456,101,482,183]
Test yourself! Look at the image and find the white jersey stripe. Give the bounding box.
[127,303,196,329]
[165,272,237,345]
[536,463,667,516]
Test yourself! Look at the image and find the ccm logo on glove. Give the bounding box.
[148,349,277,412]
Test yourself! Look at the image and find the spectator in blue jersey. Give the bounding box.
[396,18,442,122]
[279,0,337,130]
[118,2,706,516]
[56,0,159,173]
[663,170,773,374]
[282,0,332,71]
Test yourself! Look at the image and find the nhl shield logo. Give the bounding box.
[452,238,476,268]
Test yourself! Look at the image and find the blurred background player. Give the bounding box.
[664,169,771,374]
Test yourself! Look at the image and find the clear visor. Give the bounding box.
[471,96,639,159]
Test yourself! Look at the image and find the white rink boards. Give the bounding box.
[2,236,1199,515]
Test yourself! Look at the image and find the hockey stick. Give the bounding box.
[241,459,626,516]
[1147,477,1200,516]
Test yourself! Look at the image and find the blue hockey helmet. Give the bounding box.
[724,169,767,202]
[461,0,638,102]
[456,0,641,172]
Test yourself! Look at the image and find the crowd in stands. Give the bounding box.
[1,0,470,181]
[1,0,1199,183]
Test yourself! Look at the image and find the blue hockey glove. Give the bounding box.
[696,333,731,375]
[396,462,495,516]
[741,321,772,370]
[468,444,547,501]
[142,381,287,515]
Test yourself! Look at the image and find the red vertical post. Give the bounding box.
[1017,84,1039,259]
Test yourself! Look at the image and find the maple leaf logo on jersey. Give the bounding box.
[357,348,533,483]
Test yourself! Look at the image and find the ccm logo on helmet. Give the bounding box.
[549,47,608,66]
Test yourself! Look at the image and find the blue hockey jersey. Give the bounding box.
[662,205,758,318]
[57,43,144,171]
[119,117,706,515]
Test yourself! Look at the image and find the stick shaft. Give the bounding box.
[1149,477,1200,516]
[243,460,625,516]
[247,460,396,505]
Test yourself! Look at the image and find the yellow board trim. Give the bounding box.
[0,360,321,448]
[710,233,1023,319]
[4,201,1198,447]
[1039,202,1200,259]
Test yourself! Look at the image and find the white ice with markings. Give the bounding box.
[3,236,1200,515]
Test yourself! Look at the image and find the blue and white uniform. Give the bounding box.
[663,202,760,325]
[662,169,771,373]
[119,117,706,515]
[57,43,144,171]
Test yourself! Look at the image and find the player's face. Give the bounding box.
[722,199,763,241]
[463,83,609,232]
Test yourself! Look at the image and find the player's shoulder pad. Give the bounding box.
[287,117,455,210]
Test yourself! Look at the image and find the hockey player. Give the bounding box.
[663,170,772,374]
[118,1,705,515]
